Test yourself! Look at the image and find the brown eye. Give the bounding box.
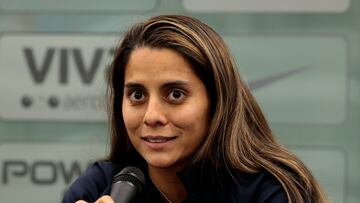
[172,90,182,99]
[134,91,143,100]
[129,90,145,103]
[167,89,186,103]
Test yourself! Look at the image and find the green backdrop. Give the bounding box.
[0,1,358,202]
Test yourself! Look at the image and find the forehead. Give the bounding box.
[124,47,199,82]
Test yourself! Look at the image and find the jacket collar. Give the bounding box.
[117,153,239,196]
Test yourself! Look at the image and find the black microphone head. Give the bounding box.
[112,166,145,194]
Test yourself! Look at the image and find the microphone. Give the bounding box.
[110,166,145,203]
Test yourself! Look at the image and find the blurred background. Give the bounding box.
[0,0,358,202]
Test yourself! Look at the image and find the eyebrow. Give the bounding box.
[124,80,192,89]
[160,80,192,89]
[124,82,144,89]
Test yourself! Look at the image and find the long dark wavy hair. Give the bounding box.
[106,15,327,203]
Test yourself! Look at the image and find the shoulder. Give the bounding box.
[61,161,120,203]
[183,165,288,203]
[231,170,288,203]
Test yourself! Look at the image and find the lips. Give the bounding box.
[141,135,177,150]
[142,136,176,143]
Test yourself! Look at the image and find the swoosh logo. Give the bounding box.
[248,65,312,91]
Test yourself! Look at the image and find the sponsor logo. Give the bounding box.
[224,36,347,124]
[2,159,90,185]
[0,34,347,124]
[0,143,105,203]
[0,34,115,121]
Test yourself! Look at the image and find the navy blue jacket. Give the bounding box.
[62,160,288,203]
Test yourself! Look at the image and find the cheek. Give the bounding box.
[173,104,210,137]
[122,105,142,133]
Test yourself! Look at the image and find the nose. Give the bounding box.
[143,97,168,127]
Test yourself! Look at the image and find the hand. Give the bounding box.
[75,195,115,203]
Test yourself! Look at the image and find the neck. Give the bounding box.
[148,165,187,203]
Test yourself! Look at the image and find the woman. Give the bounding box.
[62,15,327,203]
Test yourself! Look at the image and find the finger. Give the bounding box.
[94,195,115,203]
[75,201,87,203]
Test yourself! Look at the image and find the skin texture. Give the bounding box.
[122,47,211,202]
[122,47,210,171]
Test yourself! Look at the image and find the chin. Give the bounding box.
[147,159,174,169]
[147,158,190,172]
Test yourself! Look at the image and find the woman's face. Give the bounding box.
[122,47,210,171]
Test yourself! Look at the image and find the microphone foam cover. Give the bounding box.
[113,166,145,193]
